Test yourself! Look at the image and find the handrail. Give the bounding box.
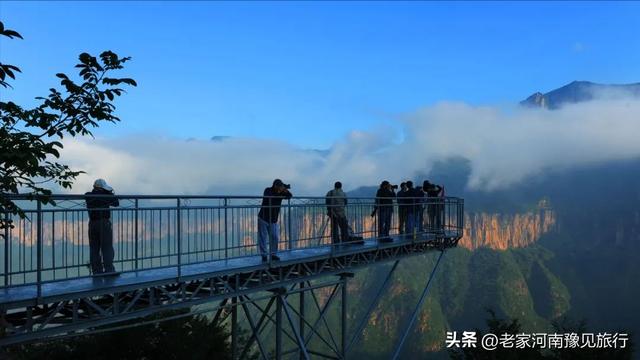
[0,194,464,293]
[2,193,464,201]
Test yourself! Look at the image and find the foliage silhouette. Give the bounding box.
[0,21,136,229]
[2,310,241,360]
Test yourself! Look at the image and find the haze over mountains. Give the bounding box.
[347,80,640,358]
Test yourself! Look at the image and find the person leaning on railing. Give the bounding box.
[257,179,292,262]
[85,179,120,276]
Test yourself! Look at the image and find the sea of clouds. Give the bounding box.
[59,97,640,196]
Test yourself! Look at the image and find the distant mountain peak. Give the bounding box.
[210,136,231,142]
[520,81,640,109]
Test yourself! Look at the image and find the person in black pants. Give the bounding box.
[414,185,426,232]
[397,182,408,234]
[423,180,444,232]
[326,181,350,244]
[398,181,417,235]
[372,181,396,241]
[85,179,120,276]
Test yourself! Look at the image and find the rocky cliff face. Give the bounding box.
[460,204,555,250]
[521,91,547,108]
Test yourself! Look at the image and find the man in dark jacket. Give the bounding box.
[85,179,120,275]
[397,182,408,234]
[414,185,426,232]
[423,180,444,232]
[398,181,416,235]
[257,179,293,261]
[372,180,395,241]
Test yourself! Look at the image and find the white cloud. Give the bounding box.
[58,97,640,195]
[402,99,640,190]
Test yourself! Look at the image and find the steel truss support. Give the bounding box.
[1,237,451,346]
[0,250,450,360]
[345,260,400,355]
[231,272,357,360]
[391,250,446,360]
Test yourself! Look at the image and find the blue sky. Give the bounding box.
[2,1,639,149]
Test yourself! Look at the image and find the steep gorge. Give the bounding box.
[461,203,555,250]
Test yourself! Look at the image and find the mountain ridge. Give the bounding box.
[520,80,640,109]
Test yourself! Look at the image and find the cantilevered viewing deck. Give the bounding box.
[0,194,463,356]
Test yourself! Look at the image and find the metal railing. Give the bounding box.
[0,194,464,290]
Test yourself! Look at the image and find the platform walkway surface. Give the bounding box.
[0,231,453,307]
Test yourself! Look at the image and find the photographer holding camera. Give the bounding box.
[423,180,444,232]
[372,180,396,241]
[257,179,293,262]
[398,180,419,235]
[85,179,120,276]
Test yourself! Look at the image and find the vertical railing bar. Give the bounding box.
[36,201,42,301]
[186,208,190,264]
[51,211,55,280]
[133,199,139,270]
[71,211,80,276]
[168,208,172,265]
[151,209,155,267]
[4,210,9,287]
[117,207,122,272]
[8,221,12,285]
[177,198,182,280]
[217,204,221,260]
[27,214,30,284]
[224,198,228,260]
[287,199,293,250]
[159,207,163,267]
[63,211,67,279]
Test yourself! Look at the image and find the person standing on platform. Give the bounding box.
[398,181,416,235]
[423,180,444,232]
[326,181,349,244]
[257,179,292,262]
[85,179,120,276]
[414,185,426,233]
[372,180,396,241]
[397,182,409,234]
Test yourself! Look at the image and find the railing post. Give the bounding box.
[177,198,181,280]
[460,199,465,237]
[224,198,228,260]
[134,198,139,270]
[4,210,9,287]
[287,198,293,250]
[330,201,335,258]
[36,200,42,302]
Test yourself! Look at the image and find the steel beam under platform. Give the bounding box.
[0,233,458,347]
